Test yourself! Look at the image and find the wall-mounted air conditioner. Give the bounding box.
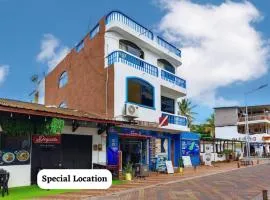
[125,103,139,118]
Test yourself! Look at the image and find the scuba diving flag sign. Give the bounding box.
[159,115,168,127]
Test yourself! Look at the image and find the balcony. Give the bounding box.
[238,115,270,123]
[162,113,188,126]
[107,50,186,90]
[105,11,181,58]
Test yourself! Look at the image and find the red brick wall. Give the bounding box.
[45,17,114,118]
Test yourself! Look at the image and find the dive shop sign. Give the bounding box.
[32,135,61,144]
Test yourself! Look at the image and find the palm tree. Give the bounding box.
[178,99,197,128]
[204,113,215,137]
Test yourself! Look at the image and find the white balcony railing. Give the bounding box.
[107,50,186,89]
[238,115,270,122]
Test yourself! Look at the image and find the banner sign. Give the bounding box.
[181,140,200,156]
[0,149,30,166]
[32,135,61,144]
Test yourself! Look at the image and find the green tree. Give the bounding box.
[178,99,197,128]
[204,113,215,137]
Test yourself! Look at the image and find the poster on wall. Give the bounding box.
[0,149,30,166]
[182,140,200,156]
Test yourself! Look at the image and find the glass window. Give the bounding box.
[127,78,154,108]
[157,59,175,74]
[59,71,68,88]
[75,40,84,52]
[161,96,175,114]
[119,40,144,59]
[59,101,67,108]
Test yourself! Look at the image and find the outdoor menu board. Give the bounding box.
[0,149,30,166]
[155,153,167,172]
[165,160,174,174]
[182,156,192,167]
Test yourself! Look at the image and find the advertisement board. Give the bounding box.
[0,149,30,166]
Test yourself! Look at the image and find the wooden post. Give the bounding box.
[262,190,268,200]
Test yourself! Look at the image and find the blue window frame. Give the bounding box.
[59,71,68,88]
[157,59,175,74]
[127,78,154,108]
[161,96,175,114]
[119,40,144,59]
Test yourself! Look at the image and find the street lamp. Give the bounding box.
[244,84,268,160]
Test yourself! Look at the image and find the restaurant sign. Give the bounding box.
[32,135,61,144]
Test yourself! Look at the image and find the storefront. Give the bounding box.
[0,98,121,187]
[107,127,200,172]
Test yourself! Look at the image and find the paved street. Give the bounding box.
[91,163,270,200]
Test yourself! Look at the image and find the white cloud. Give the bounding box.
[158,0,270,107]
[37,34,70,72]
[0,65,9,86]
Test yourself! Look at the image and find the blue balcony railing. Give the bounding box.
[161,70,186,89]
[106,11,154,40]
[157,36,181,57]
[162,113,187,126]
[105,11,181,57]
[107,51,158,77]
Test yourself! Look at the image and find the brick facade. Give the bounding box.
[45,17,114,118]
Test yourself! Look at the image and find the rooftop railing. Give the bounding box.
[162,113,187,126]
[106,11,181,57]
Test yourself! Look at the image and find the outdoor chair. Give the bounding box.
[0,170,9,197]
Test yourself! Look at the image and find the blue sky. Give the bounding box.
[0,0,269,123]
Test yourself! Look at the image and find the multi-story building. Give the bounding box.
[215,105,270,156]
[43,11,199,169]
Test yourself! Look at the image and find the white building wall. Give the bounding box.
[2,165,31,188]
[114,63,189,132]
[63,126,107,164]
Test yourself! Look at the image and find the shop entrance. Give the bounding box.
[31,134,92,184]
[119,137,148,167]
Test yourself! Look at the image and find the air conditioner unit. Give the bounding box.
[125,103,139,118]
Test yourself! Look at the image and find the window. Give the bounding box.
[127,78,154,108]
[161,96,175,114]
[59,101,67,108]
[75,40,84,52]
[157,59,175,74]
[119,40,144,59]
[59,71,68,88]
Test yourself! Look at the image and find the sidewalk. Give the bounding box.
[36,160,269,200]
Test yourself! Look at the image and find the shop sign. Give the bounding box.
[0,149,30,166]
[182,140,199,156]
[32,135,61,144]
[155,153,167,172]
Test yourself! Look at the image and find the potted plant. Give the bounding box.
[123,162,133,181]
[178,158,184,175]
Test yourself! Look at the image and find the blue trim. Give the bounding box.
[126,76,156,110]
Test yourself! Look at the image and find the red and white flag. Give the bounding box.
[159,115,168,127]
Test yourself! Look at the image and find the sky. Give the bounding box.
[0,0,269,123]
